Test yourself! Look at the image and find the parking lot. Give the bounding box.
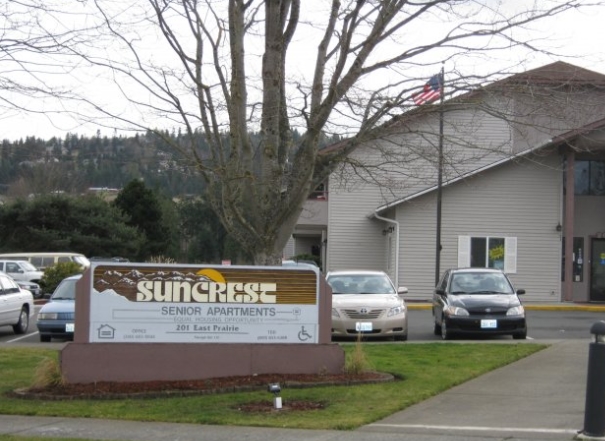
[1,306,603,345]
[405,307,603,341]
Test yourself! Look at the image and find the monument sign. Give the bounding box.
[60,262,344,383]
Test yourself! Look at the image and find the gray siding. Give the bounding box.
[283,236,295,260]
[512,90,605,152]
[397,152,563,302]
[326,180,387,272]
[298,199,328,226]
[326,104,514,274]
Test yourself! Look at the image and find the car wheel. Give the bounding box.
[513,331,527,340]
[441,318,451,340]
[12,307,29,334]
[433,321,442,336]
[39,334,51,343]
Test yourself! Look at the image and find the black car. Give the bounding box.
[432,268,527,340]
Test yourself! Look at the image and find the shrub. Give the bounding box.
[40,261,84,294]
[32,357,64,389]
[289,254,321,266]
[344,334,372,375]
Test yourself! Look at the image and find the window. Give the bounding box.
[458,236,517,273]
[591,162,605,195]
[309,182,327,200]
[574,161,589,195]
[574,160,605,195]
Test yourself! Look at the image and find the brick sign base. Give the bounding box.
[61,342,345,383]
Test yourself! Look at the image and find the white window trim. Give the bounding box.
[457,235,517,274]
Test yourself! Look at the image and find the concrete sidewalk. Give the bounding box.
[361,339,590,440]
[0,339,597,441]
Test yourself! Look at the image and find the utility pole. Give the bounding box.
[434,65,445,286]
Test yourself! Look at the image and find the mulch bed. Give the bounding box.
[9,371,395,402]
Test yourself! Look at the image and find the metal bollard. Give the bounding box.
[578,321,605,439]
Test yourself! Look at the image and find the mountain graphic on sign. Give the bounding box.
[93,267,214,302]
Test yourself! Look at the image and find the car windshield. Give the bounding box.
[74,256,90,267]
[51,279,78,300]
[20,261,38,272]
[327,274,396,294]
[449,272,514,295]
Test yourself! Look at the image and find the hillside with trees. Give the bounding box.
[0,129,339,264]
[0,130,206,198]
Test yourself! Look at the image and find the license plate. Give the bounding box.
[65,323,75,332]
[356,322,373,332]
[481,319,497,329]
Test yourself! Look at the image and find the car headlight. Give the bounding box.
[332,308,340,318]
[507,305,525,316]
[444,306,469,317]
[38,313,58,320]
[387,305,405,317]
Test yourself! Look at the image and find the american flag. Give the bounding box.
[412,74,442,105]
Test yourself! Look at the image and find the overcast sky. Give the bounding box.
[2,1,605,142]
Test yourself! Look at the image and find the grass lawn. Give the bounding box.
[0,343,546,432]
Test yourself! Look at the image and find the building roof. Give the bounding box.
[501,61,605,87]
[318,61,605,214]
[374,117,605,214]
[322,62,605,157]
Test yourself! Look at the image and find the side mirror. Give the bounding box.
[398,287,408,295]
[435,288,445,295]
[516,289,525,295]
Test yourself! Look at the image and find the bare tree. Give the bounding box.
[0,1,91,127]
[4,0,602,264]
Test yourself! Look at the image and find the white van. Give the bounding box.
[0,260,44,284]
[0,253,90,270]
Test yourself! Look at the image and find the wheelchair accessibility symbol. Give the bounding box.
[298,326,312,341]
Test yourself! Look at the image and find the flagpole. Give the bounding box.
[434,65,445,286]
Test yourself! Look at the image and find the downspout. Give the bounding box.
[564,149,575,302]
[373,213,400,287]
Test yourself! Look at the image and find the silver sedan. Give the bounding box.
[326,270,408,341]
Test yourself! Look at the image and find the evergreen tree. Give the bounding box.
[0,194,143,258]
[112,179,169,260]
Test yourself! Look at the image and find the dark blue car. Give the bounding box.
[36,274,81,342]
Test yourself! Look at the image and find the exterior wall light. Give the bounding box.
[556,223,562,232]
[268,383,282,410]
[382,226,395,235]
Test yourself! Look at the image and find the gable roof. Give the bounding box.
[374,116,605,214]
[323,61,605,156]
[500,61,605,87]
